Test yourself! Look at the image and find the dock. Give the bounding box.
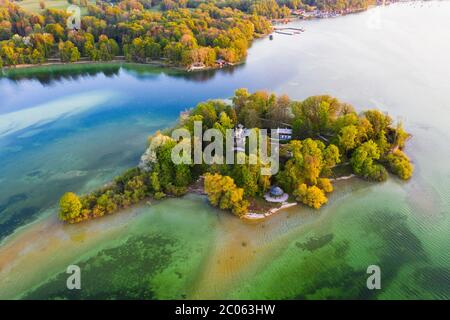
[274,27,305,32]
[273,27,305,36]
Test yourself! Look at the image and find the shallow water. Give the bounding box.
[0,2,449,299]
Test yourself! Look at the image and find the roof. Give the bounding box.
[274,128,293,134]
[270,186,284,196]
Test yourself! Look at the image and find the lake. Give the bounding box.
[0,1,449,299]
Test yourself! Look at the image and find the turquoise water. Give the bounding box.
[0,2,449,299]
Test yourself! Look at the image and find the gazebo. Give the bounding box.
[264,186,289,203]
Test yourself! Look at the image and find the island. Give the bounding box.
[58,88,414,223]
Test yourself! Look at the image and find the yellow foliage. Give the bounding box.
[59,192,82,222]
[294,184,328,209]
[204,173,248,217]
[317,178,333,193]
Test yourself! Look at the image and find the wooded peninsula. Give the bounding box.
[59,89,413,223]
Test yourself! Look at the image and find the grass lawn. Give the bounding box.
[13,0,95,15]
[15,0,70,13]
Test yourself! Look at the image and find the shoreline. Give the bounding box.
[0,59,224,74]
[242,202,298,222]
[0,58,247,77]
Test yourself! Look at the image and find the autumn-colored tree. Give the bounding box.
[204,173,248,216]
[317,178,333,193]
[322,143,341,176]
[294,184,328,209]
[45,23,65,41]
[59,192,82,222]
[384,150,413,180]
[58,40,80,62]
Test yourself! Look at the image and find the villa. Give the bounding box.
[272,128,292,141]
[234,125,292,151]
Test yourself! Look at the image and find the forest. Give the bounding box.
[59,89,413,223]
[0,0,272,67]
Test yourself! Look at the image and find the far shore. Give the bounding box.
[3,57,215,72]
[0,5,380,75]
[0,57,243,75]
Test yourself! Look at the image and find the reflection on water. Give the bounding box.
[0,1,449,299]
[1,63,122,85]
[1,62,246,85]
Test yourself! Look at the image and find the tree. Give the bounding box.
[278,138,330,191]
[294,184,328,209]
[301,138,325,186]
[390,122,410,150]
[292,95,345,138]
[45,23,65,41]
[30,48,44,64]
[150,171,161,192]
[204,173,248,216]
[96,34,119,61]
[338,125,359,153]
[125,37,145,62]
[351,140,379,174]
[191,101,218,129]
[84,40,97,60]
[58,40,80,62]
[317,178,333,193]
[384,150,413,180]
[268,94,291,126]
[322,143,341,176]
[70,46,80,62]
[351,140,387,181]
[59,192,82,222]
[364,110,392,154]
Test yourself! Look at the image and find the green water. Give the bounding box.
[23,195,218,300]
[0,2,449,299]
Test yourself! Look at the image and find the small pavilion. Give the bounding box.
[264,186,289,203]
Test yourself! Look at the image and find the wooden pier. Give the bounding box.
[273,27,305,36]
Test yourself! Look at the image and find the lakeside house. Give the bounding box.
[216,59,227,68]
[272,128,292,141]
[293,7,366,19]
[233,125,292,152]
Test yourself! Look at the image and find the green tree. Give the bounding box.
[338,125,359,153]
[351,140,387,181]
